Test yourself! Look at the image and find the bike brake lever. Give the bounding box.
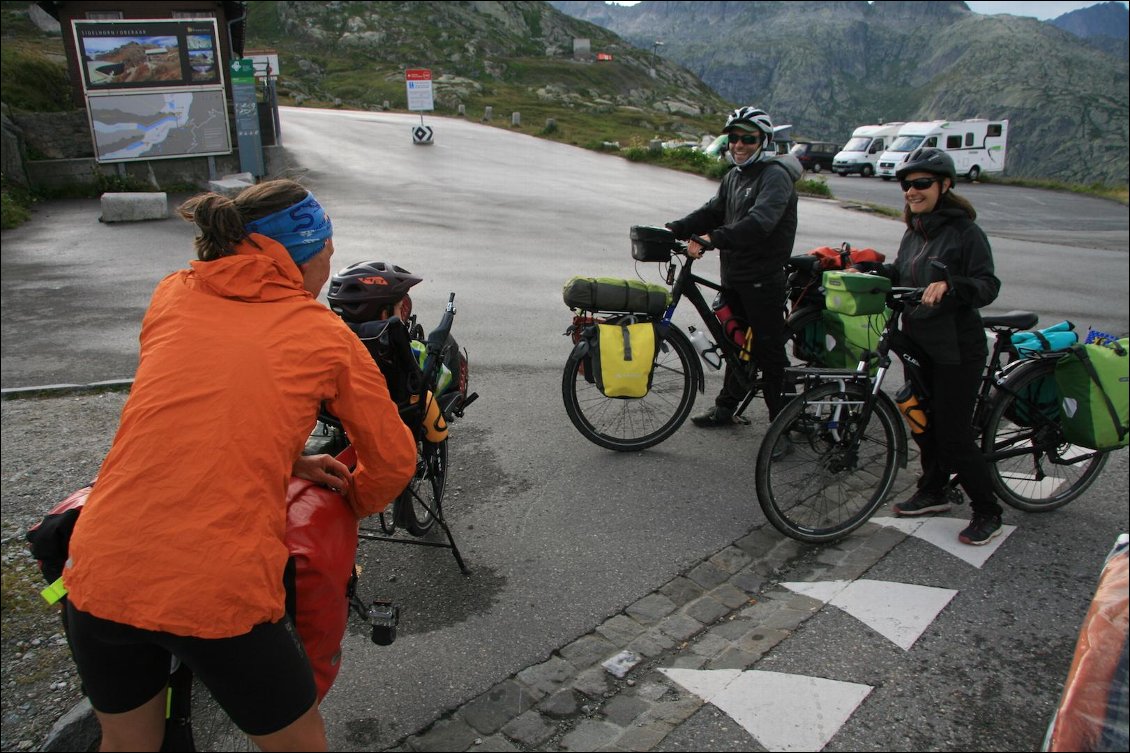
[689,234,714,250]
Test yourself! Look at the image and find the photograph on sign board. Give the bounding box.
[80,35,181,86]
[186,35,216,81]
[73,20,222,92]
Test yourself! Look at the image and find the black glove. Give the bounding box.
[665,221,690,240]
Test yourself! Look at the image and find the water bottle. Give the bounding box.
[894,382,929,434]
[688,326,722,370]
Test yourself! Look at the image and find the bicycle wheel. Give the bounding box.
[983,357,1109,512]
[785,305,825,366]
[756,381,902,543]
[186,674,255,752]
[394,437,448,535]
[562,324,698,452]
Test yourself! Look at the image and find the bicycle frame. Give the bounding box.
[656,251,822,414]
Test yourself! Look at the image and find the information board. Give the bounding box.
[87,89,232,163]
[406,69,434,112]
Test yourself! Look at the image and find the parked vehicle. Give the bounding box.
[791,141,841,173]
[832,123,904,177]
[876,119,1008,181]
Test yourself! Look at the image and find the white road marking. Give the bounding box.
[660,667,873,752]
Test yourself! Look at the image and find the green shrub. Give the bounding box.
[797,177,833,198]
[1,187,32,230]
[0,47,72,112]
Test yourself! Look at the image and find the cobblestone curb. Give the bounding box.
[397,521,911,752]
[38,503,915,752]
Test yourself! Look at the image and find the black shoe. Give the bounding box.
[892,488,952,517]
[959,513,1003,546]
[691,406,739,428]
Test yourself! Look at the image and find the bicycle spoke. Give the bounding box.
[757,383,900,543]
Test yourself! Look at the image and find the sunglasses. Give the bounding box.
[727,133,762,145]
[900,177,939,191]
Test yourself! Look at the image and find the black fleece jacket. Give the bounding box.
[883,206,1001,365]
[667,156,801,285]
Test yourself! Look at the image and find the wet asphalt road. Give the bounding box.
[1,108,1127,751]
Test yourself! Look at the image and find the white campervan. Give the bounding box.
[832,123,904,177]
[875,119,1008,181]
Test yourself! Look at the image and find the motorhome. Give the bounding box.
[875,119,1008,181]
[831,123,904,177]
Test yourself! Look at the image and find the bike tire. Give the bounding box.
[185,674,255,752]
[756,381,902,544]
[785,305,824,366]
[562,324,697,452]
[982,357,1109,512]
[394,437,448,536]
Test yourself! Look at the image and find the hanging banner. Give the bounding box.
[405,69,434,112]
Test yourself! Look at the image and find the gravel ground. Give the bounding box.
[1,390,129,752]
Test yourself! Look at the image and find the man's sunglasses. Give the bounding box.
[727,133,762,145]
[900,177,939,191]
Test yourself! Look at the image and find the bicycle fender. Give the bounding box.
[658,326,705,394]
[876,391,910,469]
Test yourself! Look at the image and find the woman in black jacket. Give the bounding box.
[878,147,1004,545]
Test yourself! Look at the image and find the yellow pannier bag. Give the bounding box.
[592,322,656,398]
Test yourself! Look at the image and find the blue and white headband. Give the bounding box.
[244,192,333,265]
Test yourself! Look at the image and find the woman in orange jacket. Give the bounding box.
[62,179,417,751]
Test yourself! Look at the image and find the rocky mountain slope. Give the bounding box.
[551,0,1130,185]
[244,0,732,146]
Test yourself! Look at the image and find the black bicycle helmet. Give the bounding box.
[896,146,956,182]
[326,261,422,323]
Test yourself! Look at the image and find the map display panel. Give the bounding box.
[88,90,232,163]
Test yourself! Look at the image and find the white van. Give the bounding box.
[832,123,905,177]
[875,119,1008,181]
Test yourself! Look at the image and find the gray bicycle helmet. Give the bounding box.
[724,106,774,144]
[327,260,422,323]
[896,147,956,182]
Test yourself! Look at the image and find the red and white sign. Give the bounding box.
[405,68,434,111]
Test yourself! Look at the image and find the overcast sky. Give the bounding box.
[964,1,1127,18]
[607,1,1129,21]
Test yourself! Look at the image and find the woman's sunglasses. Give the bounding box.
[900,177,938,191]
[727,133,762,145]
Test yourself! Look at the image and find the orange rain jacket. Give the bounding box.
[65,234,416,638]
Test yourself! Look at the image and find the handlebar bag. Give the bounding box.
[591,321,656,398]
[823,271,891,316]
[563,276,670,317]
[1054,338,1129,451]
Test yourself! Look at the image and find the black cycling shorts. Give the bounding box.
[65,602,317,737]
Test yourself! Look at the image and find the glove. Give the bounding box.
[665,221,690,240]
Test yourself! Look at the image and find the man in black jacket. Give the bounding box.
[667,106,802,427]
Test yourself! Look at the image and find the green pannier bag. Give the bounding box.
[823,271,891,316]
[591,322,656,398]
[821,308,890,373]
[1053,338,1129,450]
[563,276,671,317]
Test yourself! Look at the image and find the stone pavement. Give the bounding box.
[392,519,912,753]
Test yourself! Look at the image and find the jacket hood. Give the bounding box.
[186,234,311,303]
[772,154,804,182]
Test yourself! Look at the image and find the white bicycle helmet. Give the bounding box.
[724,106,774,144]
[723,106,774,166]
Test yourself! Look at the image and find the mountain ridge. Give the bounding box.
[550,0,1129,185]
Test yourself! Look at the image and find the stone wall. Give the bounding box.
[9,110,93,160]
